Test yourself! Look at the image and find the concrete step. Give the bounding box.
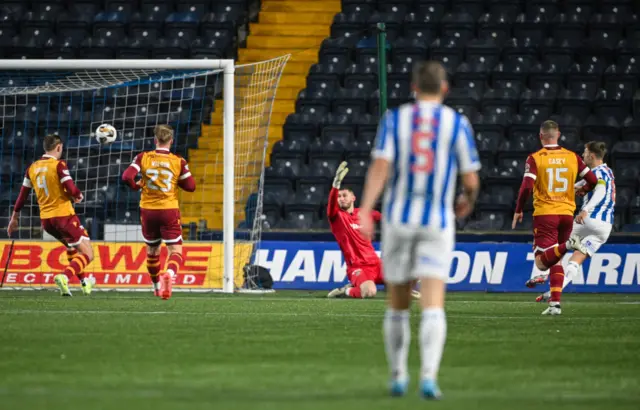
[247,35,325,49]
[238,48,317,63]
[262,1,341,13]
[250,24,330,37]
[200,125,283,142]
[210,110,290,126]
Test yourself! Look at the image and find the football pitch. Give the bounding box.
[0,291,639,410]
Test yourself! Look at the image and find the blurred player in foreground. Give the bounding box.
[359,61,481,399]
[528,141,614,303]
[326,163,420,300]
[8,134,95,296]
[512,121,598,315]
[122,125,196,300]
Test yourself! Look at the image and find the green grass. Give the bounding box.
[0,291,639,410]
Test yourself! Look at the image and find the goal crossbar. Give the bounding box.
[0,59,236,293]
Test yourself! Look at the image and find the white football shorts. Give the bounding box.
[381,222,454,284]
[572,217,612,256]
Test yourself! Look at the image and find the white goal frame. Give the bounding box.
[0,59,237,293]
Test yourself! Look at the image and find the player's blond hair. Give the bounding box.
[155,124,174,145]
[43,134,63,152]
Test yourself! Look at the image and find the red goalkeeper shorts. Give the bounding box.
[140,208,183,245]
[532,215,573,255]
[348,263,384,288]
[41,214,89,248]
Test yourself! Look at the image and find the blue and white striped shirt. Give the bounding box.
[582,164,615,224]
[373,101,481,230]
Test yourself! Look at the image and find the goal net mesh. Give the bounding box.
[0,56,289,292]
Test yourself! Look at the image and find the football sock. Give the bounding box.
[166,253,183,278]
[383,309,410,382]
[346,287,362,298]
[562,261,580,290]
[539,243,567,269]
[549,265,565,303]
[147,254,161,284]
[420,307,447,381]
[64,253,90,282]
[66,248,78,264]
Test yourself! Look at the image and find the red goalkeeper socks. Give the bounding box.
[549,265,565,303]
[539,243,567,270]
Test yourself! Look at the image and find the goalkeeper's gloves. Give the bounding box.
[333,161,349,189]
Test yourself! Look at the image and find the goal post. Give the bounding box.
[0,57,289,293]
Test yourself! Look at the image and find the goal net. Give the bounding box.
[0,57,289,293]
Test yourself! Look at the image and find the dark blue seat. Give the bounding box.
[403,12,438,43]
[441,12,476,43]
[282,205,319,230]
[331,87,368,117]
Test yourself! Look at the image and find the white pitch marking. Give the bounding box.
[1,309,639,321]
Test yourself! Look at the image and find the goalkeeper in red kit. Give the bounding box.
[327,162,420,300]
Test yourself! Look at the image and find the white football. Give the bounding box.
[95,124,117,144]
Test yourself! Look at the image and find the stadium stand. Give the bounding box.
[261,0,640,232]
[0,0,256,238]
[0,0,639,235]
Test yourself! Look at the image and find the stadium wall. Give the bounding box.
[254,241,640,292]
[2,240,638,293]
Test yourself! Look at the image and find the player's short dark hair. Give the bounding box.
[43,134,63,152]
[586,141,607,159]
[412,61,447,94]
[338,187,354,195]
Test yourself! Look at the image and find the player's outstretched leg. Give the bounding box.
[384,283,411,397]
[327,283,352,298]
[525,274,547,288]
[419,278,446,400]
[535,235,587,271]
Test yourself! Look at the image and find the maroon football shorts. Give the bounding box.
[41,214,89,248]
[532,215,574,256]
[140,208,183,246]
[348,263,385,288]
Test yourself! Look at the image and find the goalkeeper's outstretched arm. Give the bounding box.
[327,162,348,220]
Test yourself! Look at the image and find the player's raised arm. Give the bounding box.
[122,153,144,191]
[177,158,196,192]
[327,161,349,221]
[8,167,33,236]
[513,155,537,228]
[454,115,481,219]
[57,160,83,202]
